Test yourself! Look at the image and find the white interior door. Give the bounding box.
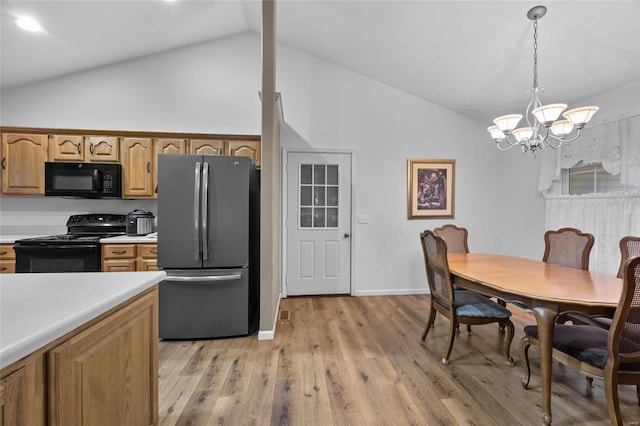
[286,151,352,295]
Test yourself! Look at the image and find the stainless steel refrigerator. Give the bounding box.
[157,154,259,339]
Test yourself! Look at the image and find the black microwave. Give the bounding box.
[45,162,122,198]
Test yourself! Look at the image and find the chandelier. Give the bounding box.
[487,5,599,157]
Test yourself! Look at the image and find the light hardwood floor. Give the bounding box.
[158,295,640,425]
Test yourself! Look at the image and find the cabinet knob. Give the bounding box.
[77,143,82,154]
[1,157,5,169]
[89,143,94,154]
[147,161,151,173]
[112,250,127,255]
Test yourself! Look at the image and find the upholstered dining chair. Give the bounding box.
[558,235,640,330]
[513,228,595,312]
[420,230,514,365]
[433,224,469,254]
[434,224,506,333]
[520,256,640,425]
[617,236,640,279]
[542,227,594,270]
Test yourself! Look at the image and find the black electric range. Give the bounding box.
[14,214,127,273]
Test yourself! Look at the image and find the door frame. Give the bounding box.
[281,148,356,297]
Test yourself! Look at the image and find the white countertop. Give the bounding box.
[0,271,166,370]
[100,234,157,243]
[0,235,46,244]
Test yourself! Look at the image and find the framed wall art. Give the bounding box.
[407,158,455,219]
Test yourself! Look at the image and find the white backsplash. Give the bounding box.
[0,197,158,236]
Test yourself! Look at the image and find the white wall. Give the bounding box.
[1,32,546,295]
[275,43,544,295]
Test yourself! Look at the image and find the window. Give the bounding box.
[564,161,638,195]
[299,164,339,228]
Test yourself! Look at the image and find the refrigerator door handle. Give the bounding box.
[201,161,209,260]
[165,274,242,282]
[194,162,201,260]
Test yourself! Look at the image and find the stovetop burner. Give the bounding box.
[15,213,127,245]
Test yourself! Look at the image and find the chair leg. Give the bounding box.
[520,336,532,389]
[497,299,507,332]
[586,377,594,388]
[442,318,458,365]
[636,384,640,405]
[603,362,623,426]
[466,324,472,334]
[502,319,514,366]
[421,303,437,341]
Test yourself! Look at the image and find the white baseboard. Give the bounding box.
[257,294,282,341]
[353,289,428,296]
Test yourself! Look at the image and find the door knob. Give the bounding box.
[344,233,350,238]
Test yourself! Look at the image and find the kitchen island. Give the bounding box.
[0,270,166,425]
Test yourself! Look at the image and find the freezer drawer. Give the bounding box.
[159,268,251,339]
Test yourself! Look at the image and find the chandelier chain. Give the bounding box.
[533,18,538,90]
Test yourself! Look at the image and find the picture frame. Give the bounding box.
[407,158,455,219]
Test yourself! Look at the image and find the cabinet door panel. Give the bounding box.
[1,134,47,195]
[121,138,154,198]
[49,135,84,161]
[154,139,186,199]
[86,136,119,162]
[156,138,186,156]
[228,140,261,168]
[103,259,136,272]
[188,139,224,156]
[48,290,158,426]
[0,355,46,426]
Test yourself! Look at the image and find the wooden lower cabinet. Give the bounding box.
[0,287,158,426]
[0,355,46,426]
[0,244,15,274]
[102,243,157,272]
[48,290,158,426]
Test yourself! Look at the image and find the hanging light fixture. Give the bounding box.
[487,5,599,157]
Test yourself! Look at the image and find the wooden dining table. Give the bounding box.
[446,253,623,426]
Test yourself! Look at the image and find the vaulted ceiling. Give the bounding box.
[1,1,638,123]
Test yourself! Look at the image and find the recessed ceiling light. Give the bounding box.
[15,16,41,32]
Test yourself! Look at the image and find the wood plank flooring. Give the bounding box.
[158,295,640,425]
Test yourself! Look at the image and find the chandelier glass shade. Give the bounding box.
[487,5,598,157]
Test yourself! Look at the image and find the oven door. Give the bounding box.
[14,244,101,273]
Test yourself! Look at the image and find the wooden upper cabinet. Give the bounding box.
[154,139,186,199]
[189,139,224,156]
[86,136,119,162]
[156,138,187,156]
[49,135,84,161]
[228,140,261,168]
[121,138,154,198]
[1,133,48,195]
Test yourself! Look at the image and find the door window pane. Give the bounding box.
[327,187,338,206]
[299,163,340,228]
[314,208,326,227]
[300,207,312,227]
[301,165,312,185]
[300,186,312,206]
[327,165,338,185]
[314,165,326,184]
[314,186,325,206]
